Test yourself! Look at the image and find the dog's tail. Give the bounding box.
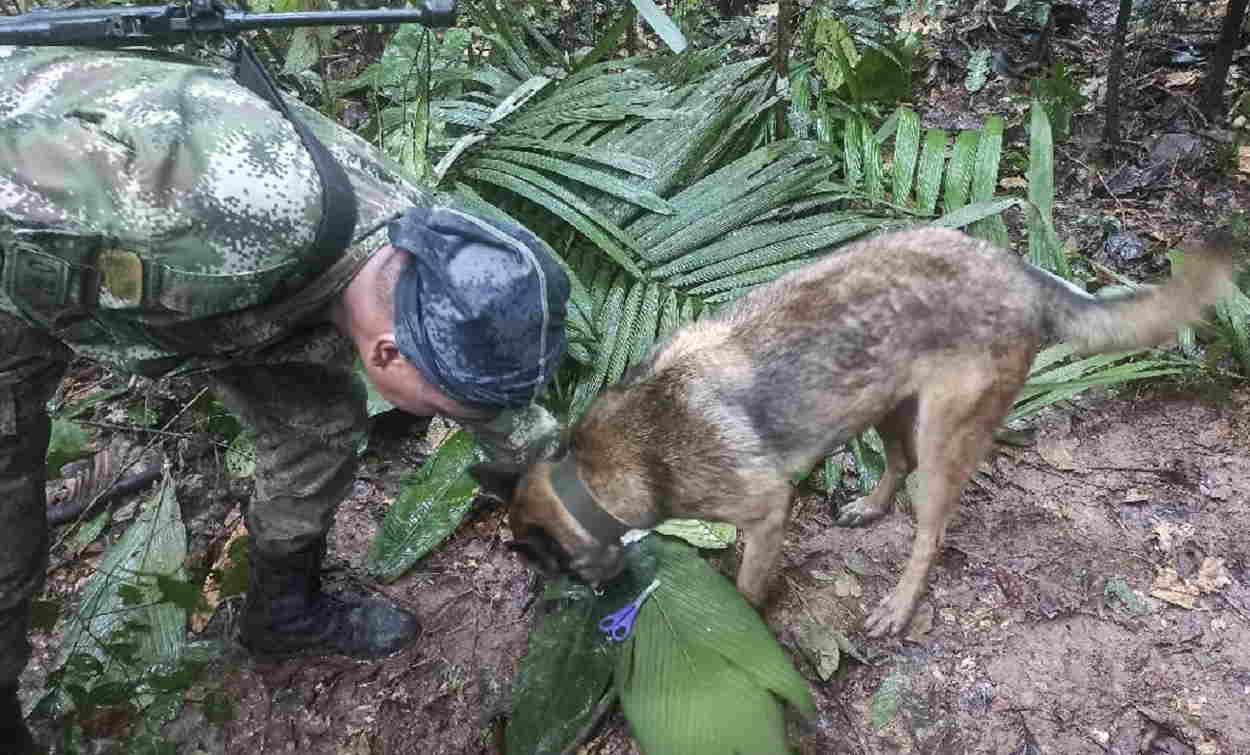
[1028,229,1240,355]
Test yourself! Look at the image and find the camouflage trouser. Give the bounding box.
[0,312,70,688]
[0,311,369,687]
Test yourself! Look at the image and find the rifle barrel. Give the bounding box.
[0,1,456,46]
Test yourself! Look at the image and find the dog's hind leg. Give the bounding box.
[835,397,919,528]
[863,357,1028,637]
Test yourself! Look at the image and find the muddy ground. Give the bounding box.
[150,384,1250,755]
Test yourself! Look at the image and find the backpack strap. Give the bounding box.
[230,41,358,271]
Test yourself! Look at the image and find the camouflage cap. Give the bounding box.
[389,201,569,410]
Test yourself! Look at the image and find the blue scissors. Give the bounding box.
[598,579,661,643]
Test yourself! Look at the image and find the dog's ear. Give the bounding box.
[468,462,524,502]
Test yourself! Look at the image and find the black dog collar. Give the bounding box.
[549,454,631,545]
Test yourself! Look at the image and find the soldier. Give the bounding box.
[0,44,568,751]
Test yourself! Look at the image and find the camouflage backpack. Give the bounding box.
[0,43,369,335]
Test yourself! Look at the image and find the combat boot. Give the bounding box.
[1,684,39,755]
[240,539,419,660]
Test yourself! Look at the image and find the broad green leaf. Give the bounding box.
[60,470,187,670]
[507,579,622,755]
[366,430,485,583]
[615,536,815,755]
[628,0,689,53]
[282,27,325,75]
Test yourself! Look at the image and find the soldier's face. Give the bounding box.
[364,344,488,421]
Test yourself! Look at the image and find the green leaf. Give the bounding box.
[914,128,947,216]
[964,48,992,93]
[969,116,1009,247]
[891,107,921,208]
[943,129,979,214]
[507,579,622,755]
[652,519,737,549]
[615,536,815,755]
[482,148,675,215]
[59,470,188,670]
[932,197,1020,230]
[1027,99,1063,273]
[628,0,689,53]
[154,574,204,614]
[46,418,90,479]
[68,509,110,556]
[366,430,485,583]
[870,669,906,729]
[225,430,256,480]
[282,27,326,76]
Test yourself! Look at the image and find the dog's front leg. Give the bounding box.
[735,486,794,608]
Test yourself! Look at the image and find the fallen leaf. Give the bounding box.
[834,571,862,598]
[1151,519,1195,552]
[1150,567,1200,609]
[1195,557,1232,593]
[798,622,842,681]
[193,513,247,633]
[1164,71,1201,88]
[999,176,1029,190]
[1238,145,1250,176]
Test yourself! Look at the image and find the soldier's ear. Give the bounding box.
[469,462,524,503]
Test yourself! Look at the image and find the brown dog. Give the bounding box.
[471,226,1236,637]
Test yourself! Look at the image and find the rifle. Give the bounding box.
[0,0,456,46]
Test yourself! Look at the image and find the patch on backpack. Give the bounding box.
[98,248,144,308]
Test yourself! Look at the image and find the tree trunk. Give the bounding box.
[774,0,793,137]
[1101,0,1133,151]
[1200,0,1249,119]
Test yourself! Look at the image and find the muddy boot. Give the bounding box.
[1,684,39,755]
[240,540,419,660]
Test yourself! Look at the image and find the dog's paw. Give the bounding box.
[834,496,889,528]
[862,592,918,638]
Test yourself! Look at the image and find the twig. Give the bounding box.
[50,386,209,552]
[559,690,619,755]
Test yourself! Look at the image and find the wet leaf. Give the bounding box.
[59,470,188,670]
[614,536,815,755]
[225,430,256,480]
[366,430,485,583]
[653,519,737,549]
[47,418,91,478]
[798,622,842,681]
[869,669,906,729]
[69,509,111,556]
[507,577,632,755]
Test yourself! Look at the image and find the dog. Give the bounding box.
[471,226,1237,637]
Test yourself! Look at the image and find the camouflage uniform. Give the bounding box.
[0,45,558,691]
